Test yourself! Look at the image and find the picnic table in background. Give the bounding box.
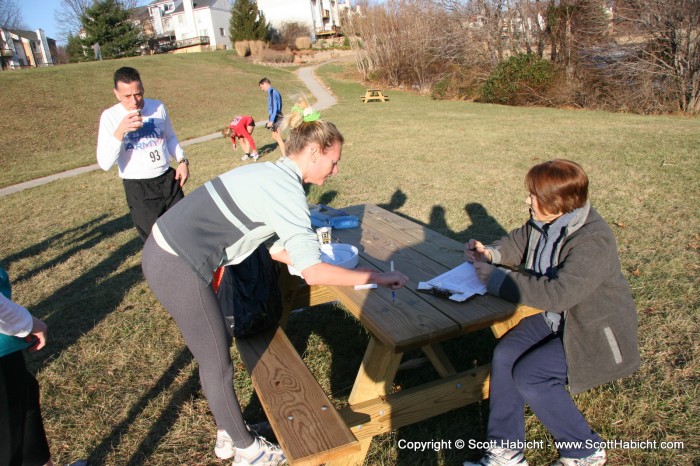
[239,204,541,465]
[361,89,389,103]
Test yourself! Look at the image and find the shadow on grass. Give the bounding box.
[92,347,198,466]
[7,213,205,464]
[378,189,509,246]
[257,143,279,160]
[7,214,142,370]
[1,213,110,279]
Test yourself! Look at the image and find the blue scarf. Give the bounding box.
[530,209,578,332]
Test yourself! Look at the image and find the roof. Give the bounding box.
[147,0,218,15]
[171,0,218,14]
[6,29,56,43]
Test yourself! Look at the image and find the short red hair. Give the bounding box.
[525,159,588,215]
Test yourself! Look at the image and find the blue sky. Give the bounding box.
[19,0,149,45]
[19,0,63,42]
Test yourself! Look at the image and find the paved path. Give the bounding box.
[0,63,337,198]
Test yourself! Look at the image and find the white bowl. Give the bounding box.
[288,243,359,277]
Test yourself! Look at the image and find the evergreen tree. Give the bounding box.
[81,0,143,59]
[229,0,269,42]
[66,33,89,63]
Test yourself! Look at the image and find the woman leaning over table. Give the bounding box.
[463,159,639,466]
[141,115,409,466]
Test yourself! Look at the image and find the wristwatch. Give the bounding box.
[178,158,189,165]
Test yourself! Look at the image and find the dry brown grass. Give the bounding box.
[256,49,294,64]
[295,36,312,50]
[248,40,267,57]
[1,57,698,466]
[234,40,250,57]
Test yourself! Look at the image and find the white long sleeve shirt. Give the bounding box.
[0,293,32,338]
[96,98,185,179]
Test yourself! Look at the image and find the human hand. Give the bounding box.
[465,239,492,263]
[473,262,496,285]
[265,121,272,129]
[115,110,143,140]
[175,162,189,187]
[27,316,47,352]
[376,270,409,290]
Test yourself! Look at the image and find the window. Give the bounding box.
[220,28,225,36]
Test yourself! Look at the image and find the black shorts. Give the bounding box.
[122,167,184,241]
[270,115,283,132]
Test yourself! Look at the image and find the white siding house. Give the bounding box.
[146,0,233,50]
[256,0,353,37]
[0,28,56,70]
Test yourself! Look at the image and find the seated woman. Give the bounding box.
[142,116,409,466]
[223,115,258,161]
[463,159,639,466]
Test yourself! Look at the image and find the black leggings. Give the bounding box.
[0,351,51,466]
[141,235,254,448]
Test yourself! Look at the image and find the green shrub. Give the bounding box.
[480,53,559,105]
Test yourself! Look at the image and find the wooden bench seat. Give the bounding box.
[236,326,360,465]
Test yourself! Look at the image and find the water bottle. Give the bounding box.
[309,204,359,229]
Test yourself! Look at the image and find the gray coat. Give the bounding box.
[486,203,640,394]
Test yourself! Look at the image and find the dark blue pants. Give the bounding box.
[486,315,601,458]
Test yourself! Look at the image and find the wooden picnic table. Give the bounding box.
[361,89,389,103]
[271,203,541,465]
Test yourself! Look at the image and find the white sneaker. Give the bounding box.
[251,152,259,161]
[240,154,250,161]
[233,436,286,465]
[215,430,236,460]
[551,448,606,466]
[464,447,529,466]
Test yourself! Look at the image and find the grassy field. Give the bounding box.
[1,52,698,466]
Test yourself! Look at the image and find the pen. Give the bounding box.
[390,261,396,303]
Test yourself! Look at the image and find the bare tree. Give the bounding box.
[615,0,700,113]
[0,0,26,29]
[346,0,449,92]
[55,0,92,39]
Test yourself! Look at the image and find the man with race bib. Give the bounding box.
[97,67,190,241]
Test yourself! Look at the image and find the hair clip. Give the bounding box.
[302,107,321,122]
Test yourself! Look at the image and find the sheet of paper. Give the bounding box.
[418,262,487,302]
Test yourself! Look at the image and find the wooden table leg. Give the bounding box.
[422,343,457,377]
[348,337,403,405]
[326,337,402,466]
